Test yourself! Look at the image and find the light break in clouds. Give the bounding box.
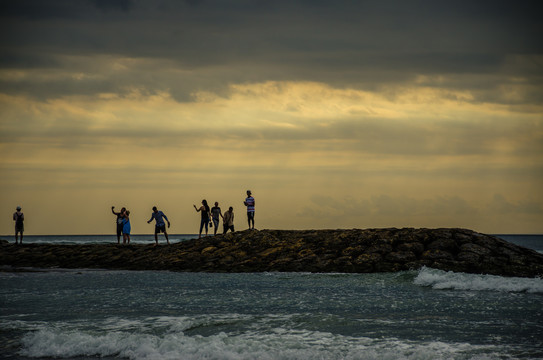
[1,0,542,234]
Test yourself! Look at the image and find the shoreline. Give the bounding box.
[2,231,542,238]
[1,228,543,278]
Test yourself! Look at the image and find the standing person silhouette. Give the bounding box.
[193,200,211,238]
[111,206,126,244]
[122,210,131,245]
[223,206,235,234]
[147,206,171,246]
[13,206,24,244]
[210,202,223,235]
[244,190,255,230]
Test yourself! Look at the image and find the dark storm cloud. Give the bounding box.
[3,0,542,56]
[0,0,134,19]
[1,0,542,100]
[0,0,84,20]
[91,0,134,13]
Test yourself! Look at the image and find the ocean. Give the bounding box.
[1,234,542,360]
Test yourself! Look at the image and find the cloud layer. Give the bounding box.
[1,0,542,234]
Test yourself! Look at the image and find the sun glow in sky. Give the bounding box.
[1,1,542,235]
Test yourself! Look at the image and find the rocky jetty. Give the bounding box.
[1,228,542,277]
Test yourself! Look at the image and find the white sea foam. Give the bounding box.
[19,322,506,360]
[414,267,543,293]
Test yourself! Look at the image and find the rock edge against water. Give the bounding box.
[1,228,542,278]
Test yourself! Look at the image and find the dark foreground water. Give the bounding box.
[0,235,542,359]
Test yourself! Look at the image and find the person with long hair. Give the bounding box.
[194,200,211,238]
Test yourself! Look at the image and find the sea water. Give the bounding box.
[1,235,542,360]
[0,234,197,245]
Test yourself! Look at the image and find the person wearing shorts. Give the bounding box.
[244,190,255,230]
[147,206,171,246]
[193,200,211,238]
[223,206,235,234]
[13,206,24,244]
[111,206,126,244]
[210,202,223,235]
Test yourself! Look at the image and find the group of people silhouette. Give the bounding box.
[112,190,256,245]
[10,191,255,245]
[111,206,133,244]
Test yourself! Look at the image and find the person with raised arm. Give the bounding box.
[193,200,211,239]
[111,206,126,244]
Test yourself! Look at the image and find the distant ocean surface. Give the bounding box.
[1,234,542,359]
[2,233,542,252]
[0,234,198,246]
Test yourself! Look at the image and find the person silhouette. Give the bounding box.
[147,206,171,246]
[122,210,131,245]
[210,202,223,235]
[111,206,126,244]
[223,206,235,234]
[243,190,255,230]
[194,200,211,238]
[13,206,24,244]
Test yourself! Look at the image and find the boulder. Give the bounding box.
[1,228,542,278]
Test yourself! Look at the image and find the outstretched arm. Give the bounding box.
[112,206,120,215]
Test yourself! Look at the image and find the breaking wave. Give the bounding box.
[19,318,504,360]
[414,266,543,293]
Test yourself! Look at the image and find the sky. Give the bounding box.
[1,0,542,235]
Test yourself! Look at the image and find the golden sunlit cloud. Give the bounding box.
[1,78,542,234]
[2,0,543,235]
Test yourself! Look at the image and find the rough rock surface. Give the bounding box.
[1,228,542,277]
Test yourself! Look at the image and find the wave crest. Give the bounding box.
[19,323,505,360]
[414,267,543,293]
